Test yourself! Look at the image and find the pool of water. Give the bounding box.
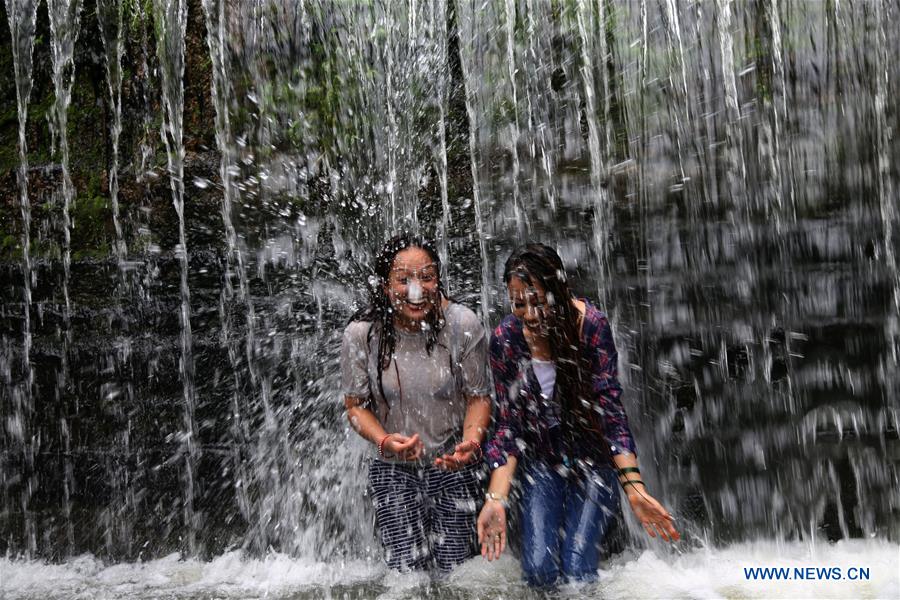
[2,540,897,599]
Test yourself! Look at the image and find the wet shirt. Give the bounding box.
[483,299,637,470]
[341,302,491,461]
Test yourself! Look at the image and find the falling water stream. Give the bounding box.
[4,0,38,559]
[46,0,81,558]
[1,1,898,598]
[151,0,199,556]
[97,0,126,277]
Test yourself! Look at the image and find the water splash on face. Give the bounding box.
[407,280,424,304]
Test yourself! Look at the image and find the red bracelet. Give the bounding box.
[378,434,392,458]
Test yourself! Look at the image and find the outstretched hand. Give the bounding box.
[476,500,507,561]
[434,439,480,470]
[382,433,424,461]
[626,488,680,542]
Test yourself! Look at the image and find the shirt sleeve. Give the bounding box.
[484,322,524,470]
[589,313,637,457]
[341,321,371,400]
[455,307,492,397]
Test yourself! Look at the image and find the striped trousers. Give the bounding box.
[367,458,485,572]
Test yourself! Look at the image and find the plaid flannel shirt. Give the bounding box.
[483,300,637,470]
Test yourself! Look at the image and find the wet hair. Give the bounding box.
[350,233,446,408]
[503,243,608,457]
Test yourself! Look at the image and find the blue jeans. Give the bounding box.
[519,461,620,587]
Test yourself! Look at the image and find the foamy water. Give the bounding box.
[1,540,897,599]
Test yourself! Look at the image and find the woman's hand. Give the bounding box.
[626,488,680,542]
[434,439,481,470]
[476,499,507,561]
[382,433,424,461]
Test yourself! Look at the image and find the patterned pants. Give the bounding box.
[367,458,484,572]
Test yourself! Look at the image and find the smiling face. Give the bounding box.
[384,246,441,330]
[507,274,554,338]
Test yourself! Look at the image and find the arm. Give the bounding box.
[434,309,494,470]
[482,324,524,470]
[612,452,679,542]
[433,394,491,469]
[344,396,424,460]
[590,315,679,542]
[477,324,524,560]
[589,315,636,457]
[341,323,422,460]
[462,394,492,444]
[344,395,387,445]
[477,455,516,561]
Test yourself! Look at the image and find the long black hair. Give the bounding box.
[503,243,608,457]
[350,233,446,407]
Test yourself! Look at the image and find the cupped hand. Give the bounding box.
[476,500,507,561]
[626,489,680,542]
[434,440,480,470]
[383,433,424,461]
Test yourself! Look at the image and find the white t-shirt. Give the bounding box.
[532,358,560,429]
[531,358,556,399]
[341,303,490,460]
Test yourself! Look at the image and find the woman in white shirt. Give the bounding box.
[341,234,492,573]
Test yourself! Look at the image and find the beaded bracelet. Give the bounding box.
[621,479,646,491]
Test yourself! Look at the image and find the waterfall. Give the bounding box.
[575,0,612,306]
[97,0,127,278]
[383,2,401,230]
[433,0,452,291]
[4,0,39,558]
[524,0,556,212]
[503,0,524,235]
[454,0,494,329]
[874,0,899,435]
[47,0,82,326]
[96,3,135,553]
[0,0,897,578]
[47,0,83,557]
[716,0,747,210]
[199,0,254,534]
[695,0,720,209]
[151,0,199,555]
[661,0,688,183]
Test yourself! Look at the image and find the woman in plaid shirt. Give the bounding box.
[476,243,679,587]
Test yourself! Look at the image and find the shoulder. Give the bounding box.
[489,314,524,360]
[343,319,374,343]
[444,302,484,334]
[580,299,614,347]
[582,300,610,328]
[491,313,522,341]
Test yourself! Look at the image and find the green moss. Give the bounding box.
[0,144,16,174]
[0,106,18,129]
[71,194,111,260]
[0,234,19,257]
[0,87,53,172]
[72,246,111,261]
